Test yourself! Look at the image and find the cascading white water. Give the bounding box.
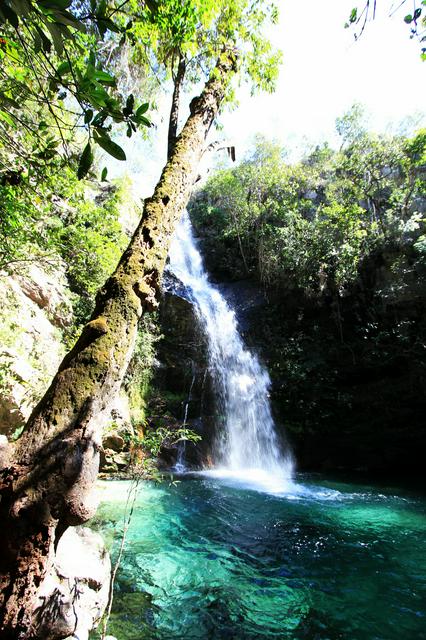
[168,212,294,491]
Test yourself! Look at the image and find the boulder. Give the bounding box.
[34,526,111,640]
[100,448,118,472]
[112,451,131,469]
[103,433,125,452]
[108,391,135,444]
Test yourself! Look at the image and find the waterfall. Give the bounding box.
[167,212,294,491]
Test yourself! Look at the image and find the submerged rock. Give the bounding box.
[34,526,111,640]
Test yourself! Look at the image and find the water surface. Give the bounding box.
[91,475,426,640]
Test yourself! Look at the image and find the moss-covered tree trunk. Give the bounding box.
[0,49,237,640]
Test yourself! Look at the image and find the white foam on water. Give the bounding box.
[198,467,297,495]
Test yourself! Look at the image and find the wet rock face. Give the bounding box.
[149,285,217,466]
[162,238,426,478]
[100,447,131,472]
[103,433,125,452]
[218,280,267,333]
[100,392,136,472]
[156,287,211,418]
[152,277,271,468]
[34,526,111,640]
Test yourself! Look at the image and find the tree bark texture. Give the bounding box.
[0,49,237,640]
[167,54,186,160]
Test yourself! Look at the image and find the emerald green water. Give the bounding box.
[91,475,426,640]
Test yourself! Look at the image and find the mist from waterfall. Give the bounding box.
[167,212,294,491]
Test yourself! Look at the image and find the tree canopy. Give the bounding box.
[0,0,281,179]
[0,0,155,181]
[189,119,426,294]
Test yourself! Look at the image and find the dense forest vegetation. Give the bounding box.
[187,116,426,474]
[0,0,425,638]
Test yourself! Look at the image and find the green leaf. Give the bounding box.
[96,0,107,18]
[38,0,73,9]
[0,91,20,110]
[35,25,52,52]
[9,0,31,17]
[53,9,86,33]
[56,61,71,76]
[83,86,109,108]
[93,69,116,86]
[0,4,19,28]
[91,111,106,127]
[84,109,94,124]
[349,7,357,23]
[126,93,134,111]
[33,29,43,53]
[0,110,15,127]
[404,13,413,23]
[77,141,93,179]
[97,17,122,34]
[101,166,108,181]
[45,21,64,54]
[135,102,149,117]
[135,114,151,127]
[93,131,126,161]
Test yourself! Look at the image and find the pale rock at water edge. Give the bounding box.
[34,526,111,640]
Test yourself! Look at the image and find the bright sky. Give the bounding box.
[108,0,426,193]
[220,0,426,160]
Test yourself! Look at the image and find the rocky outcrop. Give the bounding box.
[0,434,12,469]
[34,526,110,640]
[15,263,73,328]
[100,391,135,472]
[0,265,71,436]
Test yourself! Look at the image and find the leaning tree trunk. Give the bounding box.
[0,48,237,640]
